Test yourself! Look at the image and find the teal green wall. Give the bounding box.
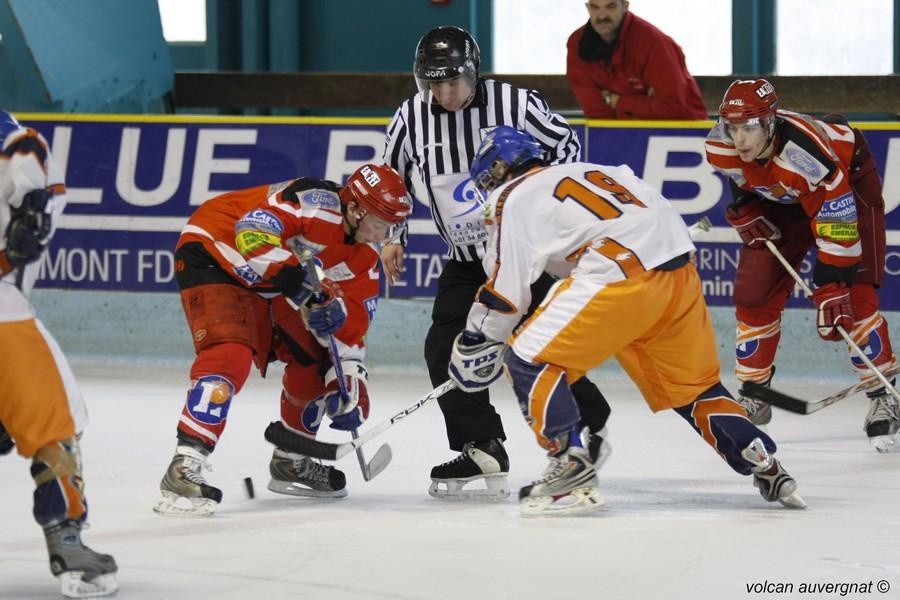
[171,0,492,74]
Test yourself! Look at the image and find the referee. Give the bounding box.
[382,26,611,499]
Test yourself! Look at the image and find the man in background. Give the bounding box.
[566,0,707,119]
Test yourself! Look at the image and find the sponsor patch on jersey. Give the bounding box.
[237,209,284,235]
[233,264,263,285]
[324,261,355,282]
[236,230,282,255]
[750,182,800,204]
[300,189,340,209]
[783,141,828,181]
[818,193,857,222]
[288,236,325,260]
[815,221,858,242]
[452,177,482,217]
[364,296,378,322]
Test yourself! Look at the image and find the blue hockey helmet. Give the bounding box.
[470,126,543,200]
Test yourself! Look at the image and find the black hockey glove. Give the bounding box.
[6,189,52,266]
[0,421,14,456]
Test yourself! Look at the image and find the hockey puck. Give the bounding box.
[243,477,255,499]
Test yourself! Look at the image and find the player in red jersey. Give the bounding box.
[154,164,412,517]
[704,79,898,451]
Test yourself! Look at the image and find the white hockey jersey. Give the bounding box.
[467,161,695,342]
[0,112,67,322]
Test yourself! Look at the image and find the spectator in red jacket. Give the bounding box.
[566,0,708,119]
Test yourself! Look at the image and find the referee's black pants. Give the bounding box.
[424,259,612,452]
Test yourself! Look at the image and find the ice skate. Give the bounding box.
[741,438,806,509]
[519,446,604,516]
[44,521,118,599]
[268,447,347,498]
[737,368,774,427]
[154,444,222,518]
[584,426,612,469]
[864,385,900,453]
[428,438,510,500]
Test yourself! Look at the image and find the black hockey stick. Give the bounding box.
[265,379,458,460]
[761,240,900,403]
[742,363,900,415]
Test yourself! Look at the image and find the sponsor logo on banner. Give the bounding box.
[16,116,899,310]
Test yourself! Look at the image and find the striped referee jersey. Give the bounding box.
[382,78,581,262]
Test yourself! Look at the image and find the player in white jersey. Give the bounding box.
[0,111,118,597]
[449,126,805,516]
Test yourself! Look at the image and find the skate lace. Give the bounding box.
[738,394,765,415]
[867,394,900,424]
[295,457,331,484]
[179,454,212,486]
[534,455,568,485]
[438,442,476,467]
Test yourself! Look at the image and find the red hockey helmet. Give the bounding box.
[340,164,412,242]
[718,79,778,123]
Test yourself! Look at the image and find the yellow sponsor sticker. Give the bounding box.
[236,230,282,255]
[815,222,858,242]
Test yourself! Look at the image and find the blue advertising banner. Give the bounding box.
[17,115,900,309]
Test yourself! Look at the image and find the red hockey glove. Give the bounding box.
[812,282,854,342]
[725,202,781,248]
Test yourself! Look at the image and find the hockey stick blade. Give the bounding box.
[741,382,815,415]
[742,364,900,415]
[264,379,459,461]
[362,444,393,481]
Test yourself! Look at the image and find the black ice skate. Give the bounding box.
[584,426,612,469]
[268,447,347,498]
[154,444,223,518]
[737,368,775,427]
[44,520,118,599]
[741,437,806,509]
[519,446,604,516]
[864,384,900,453]
[428,438,510,499]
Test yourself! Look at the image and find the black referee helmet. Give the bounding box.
[413,26,480,96]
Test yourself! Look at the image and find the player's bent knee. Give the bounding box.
[31,438,87,527]
[184,375,235,428]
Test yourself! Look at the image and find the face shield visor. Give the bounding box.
[354,210,405,244]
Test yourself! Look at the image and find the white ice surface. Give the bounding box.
[2,365,899,600]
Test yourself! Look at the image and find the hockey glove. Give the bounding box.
[725,201,781,248]
[448,330,507,392]
[322,361,370,431]
[305,279,347,338]
[5,189,52,266]
[0,421,14,456]
[813,282,854,342]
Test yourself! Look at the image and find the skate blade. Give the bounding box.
[520,486,605,517]
[428,473,510,500]
[778,491,808,510]
[362,444,393,481]
[267,479,348,498]
[870,432,900,454]
[153,491,217,518]
[59,571,119,599]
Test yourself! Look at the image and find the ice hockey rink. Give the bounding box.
[1,363,898,600]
